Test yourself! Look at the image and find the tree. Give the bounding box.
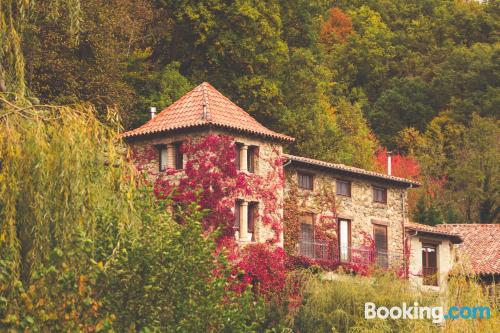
[125,57,193,127]
[404,112,499,224]
[327,5,396,101]
[373,148,420,180]
[371,77,437,147]
[151,0,289,127]
[447,114,499,223]
[431,43,500,122]
[23,0,153,124]
[319,7,353,47]
[335,99,378,169]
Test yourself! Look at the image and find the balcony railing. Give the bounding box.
[422,267,438,286]
[298,239,404,268]
[298,239,332,260]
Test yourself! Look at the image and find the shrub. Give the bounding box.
[103,195,265,332]
[236,243,288,297]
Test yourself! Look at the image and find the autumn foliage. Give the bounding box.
[320,8,353,46]
[374,148,420,181]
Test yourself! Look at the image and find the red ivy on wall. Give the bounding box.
[141,134,287,296]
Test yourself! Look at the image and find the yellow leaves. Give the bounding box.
[36,298,45,308]
[78,275,87,295]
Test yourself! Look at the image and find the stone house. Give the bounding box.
[123,82,462,286]
[283,154,419,270]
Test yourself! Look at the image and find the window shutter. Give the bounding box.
[247,147,255,173]
[174,142,183,170]
[234,201,240,230]
[235,144,241,169]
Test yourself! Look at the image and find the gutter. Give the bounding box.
[402,183,413,277]
[282,157,292,168]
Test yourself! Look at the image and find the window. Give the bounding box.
[299,214,314,258]
[235,143,242,169]
[300,223,314,257]
[336,180,351,196]
[247,146,257,173]
[338,219,351,262]
[234,200,242,231]
[373,187,387,203]
[159,146,168,171]
[173,142,183,170]
[298,172,313,190]
[248,202,258,240]
[422,244,438,286]
[373,225,388,268]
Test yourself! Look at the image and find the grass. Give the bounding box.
[288,270,498,333]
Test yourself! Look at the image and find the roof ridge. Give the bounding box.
[201,82,210,121]
[283,153,421,186]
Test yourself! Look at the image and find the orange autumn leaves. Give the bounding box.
[320,8,353,47]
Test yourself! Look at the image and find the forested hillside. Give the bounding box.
[1,0,498,224]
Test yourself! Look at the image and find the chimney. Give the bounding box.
[150,106,157,119]
[387,151,392,176]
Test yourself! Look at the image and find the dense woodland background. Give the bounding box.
[1,0,499,224]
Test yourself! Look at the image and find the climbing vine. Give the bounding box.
[149,134,285,246]
[283,177,340,270]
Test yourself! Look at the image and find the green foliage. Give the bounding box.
[371,77,436,144]
[152,0,289,125]
[0,99,133,330]
[412,196,444,226]
[0,0,31,96]
[405,113,499,224]
[103,194,265,332]
[125,57,193,127]
[431,43,500,122]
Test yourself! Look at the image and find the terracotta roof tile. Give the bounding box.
[122,82,294,142]
[436,224,500,275]
[284,154,421,187]
[405,222,462,243]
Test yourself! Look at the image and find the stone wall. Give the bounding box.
[285,166,409,267]
[126,128,284,246]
